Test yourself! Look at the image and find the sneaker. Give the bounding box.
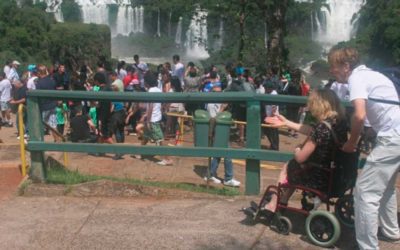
[204,176,221,184]
[157,159,173,166]
[378,230,400,243]
[223,179,241,187]
[112,154,124,160]
[131,154,142,159]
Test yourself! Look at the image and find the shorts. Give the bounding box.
[42,109,57,129]
[0,101,10,111]
[144,122,164,143]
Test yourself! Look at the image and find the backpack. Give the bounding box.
[369,67,400,105]
[322,121,359,197]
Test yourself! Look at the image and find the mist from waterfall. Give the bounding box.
[185,8,209,59]
[314,0,365,49]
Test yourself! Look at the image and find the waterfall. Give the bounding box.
[214,17,224,51]
[264,21,268,49]
[156,8,161,37]
[30,1,145,37]
[175,17,183,47]
[314,0,365,49]
[185,8,209,58]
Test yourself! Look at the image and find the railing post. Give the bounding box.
[27,97,46,182]
[245,100,261,195]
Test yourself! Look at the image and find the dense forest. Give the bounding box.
[1,0,399,72]
[0,0,111,71]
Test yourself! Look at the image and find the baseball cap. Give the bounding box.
[12,60,21,65]
[27,64,37,72]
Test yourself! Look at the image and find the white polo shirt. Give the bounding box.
[348,65,400,136]
[147,87,162,122]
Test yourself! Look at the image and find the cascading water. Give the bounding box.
[185,8,209,58]
[214,17,224,51]
[32,0,144,37]
[314,0,365,49]
[175,17,183,47]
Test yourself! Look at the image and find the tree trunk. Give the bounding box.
[238,0,246,61]
[267,0,288,70]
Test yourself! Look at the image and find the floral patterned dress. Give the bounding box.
[287,118,348,192]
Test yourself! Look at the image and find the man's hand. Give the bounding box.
[342,141,358,153]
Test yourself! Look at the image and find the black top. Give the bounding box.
[14,86,27,103]
[70,115,91,142]
[53,72,70,90]
[36,75,57,111]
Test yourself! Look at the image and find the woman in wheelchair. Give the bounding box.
[263,88,348,213]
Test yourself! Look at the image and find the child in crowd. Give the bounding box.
[55,101,69,135]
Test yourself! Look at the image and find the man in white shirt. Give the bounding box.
[328,47,400,250]
[8,60,20,82]
[140,72,173,166]
[263,81,279,150]
[0,72,13,127]
[27,65,38,90]
[172,54,185,88]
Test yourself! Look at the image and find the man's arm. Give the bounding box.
[342,98,366,152]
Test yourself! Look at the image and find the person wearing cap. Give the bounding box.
[8,60,20,82]
[27,65,38,90]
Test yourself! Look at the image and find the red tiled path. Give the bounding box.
[0,163,23,202]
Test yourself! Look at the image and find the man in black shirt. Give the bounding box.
[70,105,97,143]
[53,63,70,90]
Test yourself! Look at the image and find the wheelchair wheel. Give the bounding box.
[335,194,355,228]
[305,210,341,248]
[276,216,292,235]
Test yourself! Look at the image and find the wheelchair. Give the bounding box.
[244,156,359,248]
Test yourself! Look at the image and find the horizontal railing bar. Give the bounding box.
[27,142,294,162]
[27,90,352,107]
[28,91,254,102]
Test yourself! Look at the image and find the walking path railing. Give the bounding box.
[26,90,311,195]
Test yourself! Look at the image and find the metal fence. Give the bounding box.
[26,90,311,195]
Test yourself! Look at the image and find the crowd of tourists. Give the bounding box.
[1,48,399,249]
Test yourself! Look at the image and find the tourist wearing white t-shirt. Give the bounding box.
[328,47,400,250]
[172,54,185,88]
[139,72,173,166]
[0,73,13,127]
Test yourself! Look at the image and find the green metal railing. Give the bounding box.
[26,90,311,195]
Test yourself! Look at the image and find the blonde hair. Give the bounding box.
[328,47,360,70]
[37,64,48,77]
[307,88,345,121]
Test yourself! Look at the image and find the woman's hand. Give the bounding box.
[264,114,287,128]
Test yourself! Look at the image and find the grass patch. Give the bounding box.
[46,165,241,197]
[18,179,32,196]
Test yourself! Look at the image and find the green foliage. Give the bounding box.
[0,1,112,72]
[61,0,82,22]
[46,163,241,196]
[48,23,111,70]
[349,0,400,66]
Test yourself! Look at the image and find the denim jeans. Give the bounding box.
[210,157,233,181]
